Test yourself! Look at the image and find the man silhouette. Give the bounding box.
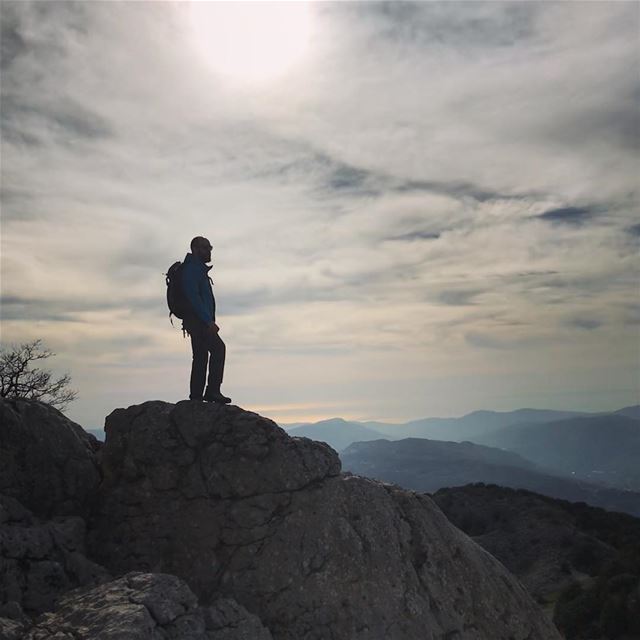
[182,236,231,403]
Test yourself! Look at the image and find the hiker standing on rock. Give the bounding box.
[181,236,231,404]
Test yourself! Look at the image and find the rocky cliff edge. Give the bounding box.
[88,400,560,640]
[1,398,562,639]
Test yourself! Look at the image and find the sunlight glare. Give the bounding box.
[188,2,314,84]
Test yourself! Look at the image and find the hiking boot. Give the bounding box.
[204,391,231,404]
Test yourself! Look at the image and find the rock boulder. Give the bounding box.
[89,400,562,640]
[0,398,100,519]
[0,494,110,615]
[24,572,272,640]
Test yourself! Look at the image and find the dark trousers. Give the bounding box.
[185,319,226,400]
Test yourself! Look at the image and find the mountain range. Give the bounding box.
[340,437,640,517]
[283,406,640,495]
[283,405,639,447]
[285,418,383,451]
[475,414,640,490]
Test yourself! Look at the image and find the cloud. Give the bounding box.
[624,304,640,326]
[326,164,374,193]
[536,206,598,226]
[1,0,637,425]
[394,179,525,203]
[273,1,639,209]
[341,2,539,52]
[0,14,27,70]
[0,294,161,323]
[2,81,113,146]
[437,289,485,307]
[386,230,441,242]
[568,317,603,331]
[464,330,548,350]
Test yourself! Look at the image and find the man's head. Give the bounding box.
[190,236,213,263]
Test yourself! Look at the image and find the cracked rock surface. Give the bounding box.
[89,400,562,640]
[0,600,30,640]
[0,398,100,519]
[0,616,27,640]
[205,598,272,640]
[0,494,110,616]
[24,571,272,640]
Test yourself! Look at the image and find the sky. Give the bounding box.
[1,1,639,429]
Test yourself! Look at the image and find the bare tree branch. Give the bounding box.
[0,340,78,410]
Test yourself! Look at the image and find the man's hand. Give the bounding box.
[207,321,220,334]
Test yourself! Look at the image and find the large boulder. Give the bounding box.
[0,398,100,519]
[24,572,272,640]
[89,400,562,640]
[0,494,110,615]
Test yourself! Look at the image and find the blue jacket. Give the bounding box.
[181,253,216,325]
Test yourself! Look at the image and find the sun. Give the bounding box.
[188,2,314,84]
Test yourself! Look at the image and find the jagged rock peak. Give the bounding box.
[99,399,341,497]
[89,400,561,639]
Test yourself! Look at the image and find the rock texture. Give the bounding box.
[205,598,272,640]
[24,572,272,640]
[0,398,100,519]
[0,494,110,615]
[89,400,562,640]
[0,599,30,640]
[0,615,27,640]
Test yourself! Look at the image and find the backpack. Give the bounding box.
[165,261,190,323]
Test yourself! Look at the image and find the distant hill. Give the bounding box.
[371,408,588,441]
[278,421,309,430]
[432,484,640,639]
[283,407,640,492]
[613,404,640,420]
[85,428,104,442]
[288,418,384,451]
[341,438,640,517]
[287,407,595,448]
[476,415,640,491]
